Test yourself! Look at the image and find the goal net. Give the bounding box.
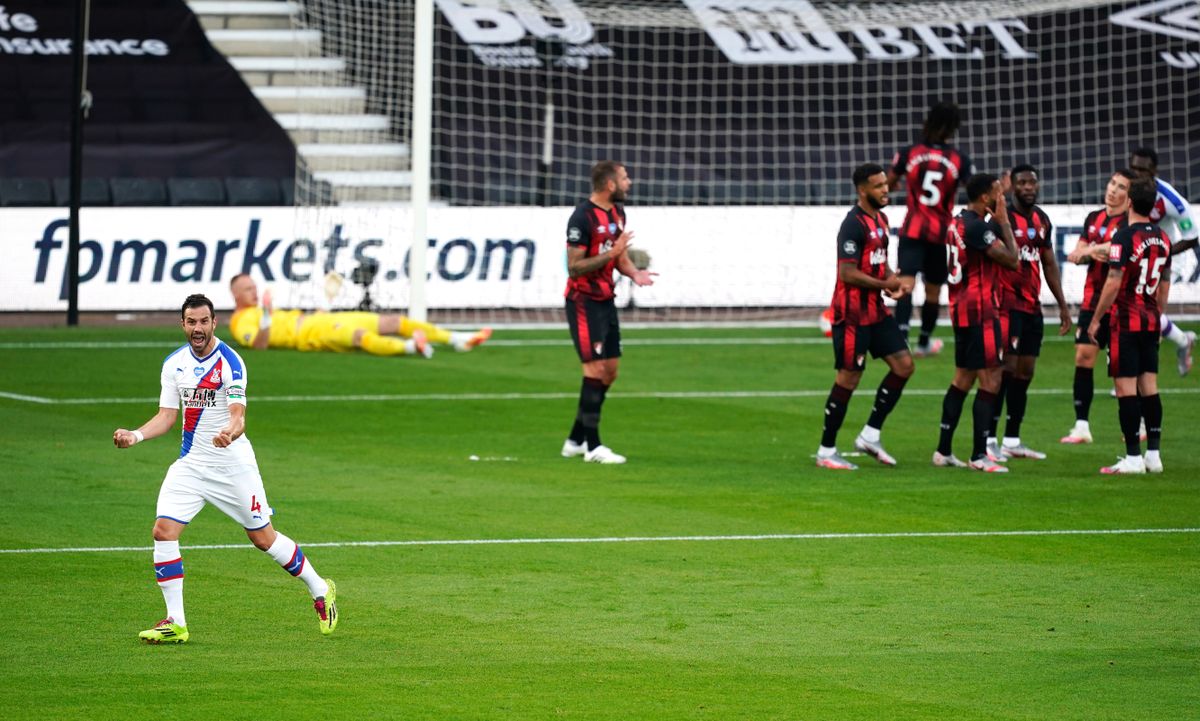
[285,0,1199,324]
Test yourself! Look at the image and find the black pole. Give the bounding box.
[67,0,90,326]
[535,37,563,207]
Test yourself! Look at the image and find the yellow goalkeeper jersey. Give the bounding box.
[228,307,303,349]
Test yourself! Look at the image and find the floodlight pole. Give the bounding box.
[408,0,433,322]
[66,0,91,326]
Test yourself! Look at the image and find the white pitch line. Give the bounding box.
[1,527,1196,555]
[4,387,1200,406]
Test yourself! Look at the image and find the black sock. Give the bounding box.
[573,377,608,450]
[1140,393,1163,452]
[895,295,914,340]
[990,372,1011,439]
[1073,366,1093,422]
[917,302,940,348]
[973,389,998,461]
[1118,396,1142,456]
[866,372,909,431]
[821,383,855,449]
[937,385,968,456]
[1004,377,1031,439]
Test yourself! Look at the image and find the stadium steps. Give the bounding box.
[191,1,294,29]
[191,0,413,202]
[296,143,411,172]
[253,86,367,114]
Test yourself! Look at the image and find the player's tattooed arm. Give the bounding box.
[566,230,633,278]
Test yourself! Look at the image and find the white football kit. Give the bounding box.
[156,339,272,530]
[1151,178,1198,244]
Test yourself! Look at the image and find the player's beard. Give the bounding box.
[190,328,212,353]
[867,195,888,210]
[611,187,627,202]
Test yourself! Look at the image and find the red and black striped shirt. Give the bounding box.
[891,142,974,244]
[947,209,1003,328]
[1107,223,1171,333]
[564,200,625,302]
[831,205,891,326]
[1079,208,1127,312]
[1000,205,1052,313]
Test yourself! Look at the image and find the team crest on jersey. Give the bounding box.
[210,369,221,384]
[609,223,618,234]
[843,240,857,254]
[876,228,886,238]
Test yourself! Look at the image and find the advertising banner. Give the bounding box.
[4,205,1199,312]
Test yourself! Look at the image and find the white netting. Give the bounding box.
[279,0,1198,322]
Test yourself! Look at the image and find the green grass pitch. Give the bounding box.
[0,323,1196,720]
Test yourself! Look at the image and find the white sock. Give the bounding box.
[817,445,837,458]
[450,331,468,348]
[265,533,329,599]
[1003,437,1020,448]
[859,426,880,443]
[153,540,186,627]
[403,339,417,354]
[987,436,997,445]
[1163,317,1188,346]
[1145,449,1161,462]
[1074,420,1090,433]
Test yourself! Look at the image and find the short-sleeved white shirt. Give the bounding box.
[1151,178,1198,243]
[160,339,256,466]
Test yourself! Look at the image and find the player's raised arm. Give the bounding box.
[114,407,179,449]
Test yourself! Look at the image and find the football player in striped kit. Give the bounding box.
[1129,148,1197,376]
[985,164,1072,462]
[1087,177,1173,474]
[1062,169,1134,444]
[816,163,914,470]
[934,174,1019,472]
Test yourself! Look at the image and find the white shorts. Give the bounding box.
[156,460,274,530]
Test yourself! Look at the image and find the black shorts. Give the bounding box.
[1004,310,1044,357]
[897,236,949,285]
[954,320,1004,370]
[831,316,909,371]
[1075,309,1110,349]
[566,296,621,362]
[1107,330,1159,378]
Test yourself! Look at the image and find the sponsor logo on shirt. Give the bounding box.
[1018,245,1040,262]
[181,387,217,409]
[869,248,888,265]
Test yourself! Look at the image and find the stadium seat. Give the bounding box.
[167,177,226,206]
[52,178,113,207]
[110,178,168,207]
[279,178,295,206]
[225,177,283,206]
[0,177,53,207]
